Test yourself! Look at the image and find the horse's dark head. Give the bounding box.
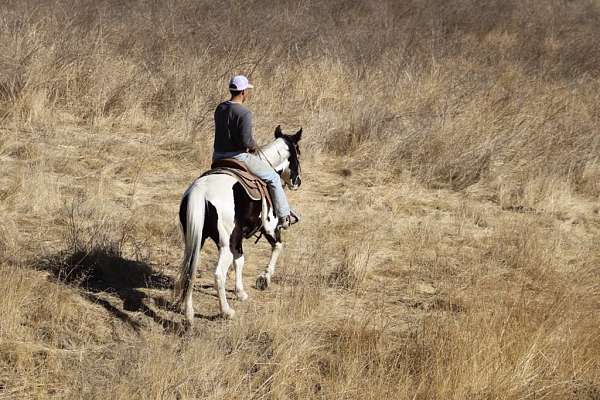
[274,125,302,190]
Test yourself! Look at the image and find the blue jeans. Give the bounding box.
[213,152,290,218]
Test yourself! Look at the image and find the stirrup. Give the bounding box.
[277,216,290,230]
[289,209,301,225]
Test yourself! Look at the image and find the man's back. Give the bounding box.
[213,101,256,154]
[211,74,295,230]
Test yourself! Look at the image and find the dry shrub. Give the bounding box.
[328,243,373,290]
[0,262,114,397]
[455,200,489,231]
[402,220,444,271]
[403,291,600,400]
[577,161,600,199]
[485,216,562,278]
[312,318,409,398]
[37,200,160,288]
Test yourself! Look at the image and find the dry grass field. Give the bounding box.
[1,0,600,398]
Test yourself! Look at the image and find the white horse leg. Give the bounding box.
[256,242,283,290]
[265,242,283,282]
[214,247,235,318]
[234,255,249,301]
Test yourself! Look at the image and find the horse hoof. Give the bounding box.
[237,291,249,301]
[256,275,269,291]
[223,308,236,319]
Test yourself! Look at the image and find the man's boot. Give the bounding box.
[277,210,300,230]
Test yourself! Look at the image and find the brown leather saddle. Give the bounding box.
[201,158,273,210]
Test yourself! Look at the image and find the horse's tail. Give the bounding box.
[174,185,205,310]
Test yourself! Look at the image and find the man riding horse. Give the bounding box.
[174,74,302,323]
[212,75,297,230]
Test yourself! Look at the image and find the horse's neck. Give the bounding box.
[260,139,286,166]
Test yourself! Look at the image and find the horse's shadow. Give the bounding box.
[35,247,206,334]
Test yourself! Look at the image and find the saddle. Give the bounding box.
[201,158,272,210]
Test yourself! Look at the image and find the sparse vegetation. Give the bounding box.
[1,0,599,399]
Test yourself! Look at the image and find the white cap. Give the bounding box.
[229,75,254,91]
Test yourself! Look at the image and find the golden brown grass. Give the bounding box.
[1,0,600,399]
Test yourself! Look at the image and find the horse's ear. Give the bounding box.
[274,125,283,138]
[293,128,302,142]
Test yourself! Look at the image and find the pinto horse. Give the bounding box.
[174,126,302,324]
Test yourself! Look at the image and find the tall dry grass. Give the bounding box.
[2,1,600,195]
[1,0,600,399]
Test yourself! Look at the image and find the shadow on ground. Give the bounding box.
[34,247,191,334]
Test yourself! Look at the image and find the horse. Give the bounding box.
[174,125,302,324]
